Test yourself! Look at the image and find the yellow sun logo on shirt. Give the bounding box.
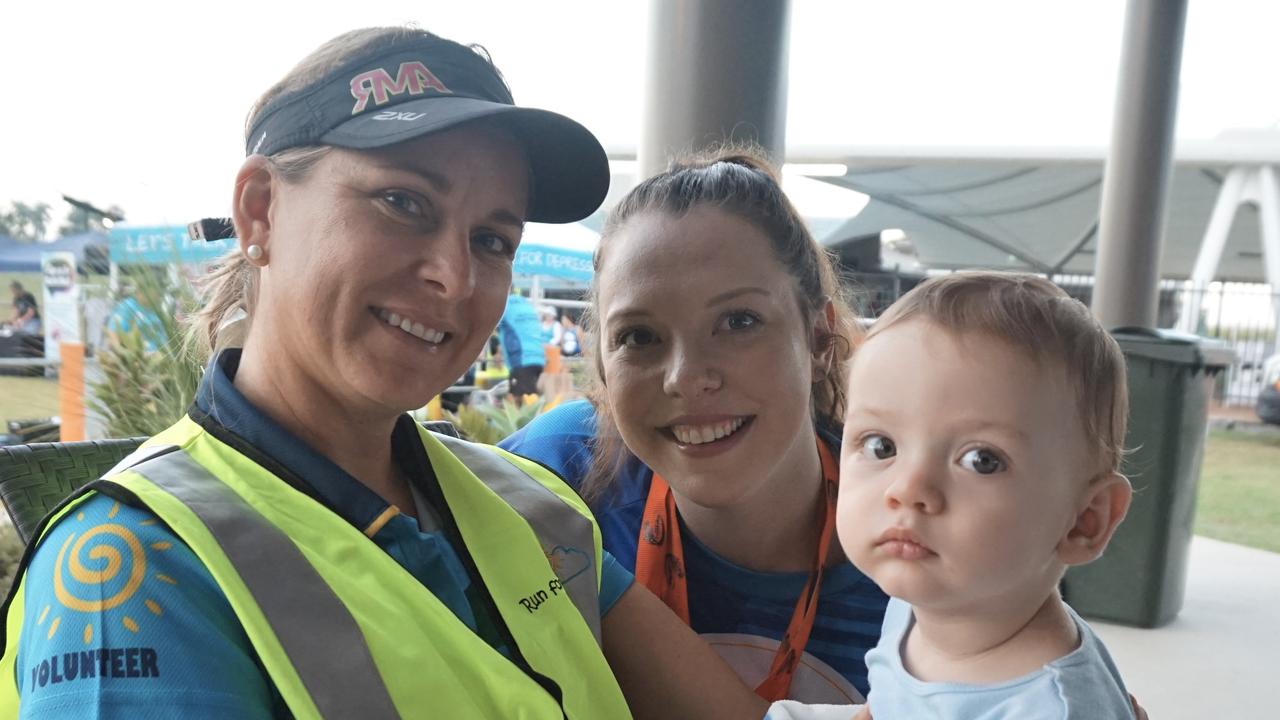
[37,502,174,644]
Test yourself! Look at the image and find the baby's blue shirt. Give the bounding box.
[866,598,1134,719]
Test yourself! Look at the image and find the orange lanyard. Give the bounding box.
[634,438,840,702]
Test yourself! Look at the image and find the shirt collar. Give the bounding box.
[194,348,405,533]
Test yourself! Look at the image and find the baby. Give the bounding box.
[821,271,1135,719]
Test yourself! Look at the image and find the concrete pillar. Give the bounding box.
[1092,0,1189,329]
[638,0,791,181]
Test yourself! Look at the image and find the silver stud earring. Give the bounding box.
[246,244,264,261]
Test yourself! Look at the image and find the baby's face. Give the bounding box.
[837,319,1092,616]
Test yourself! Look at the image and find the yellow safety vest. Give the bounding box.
[0,415,632,719]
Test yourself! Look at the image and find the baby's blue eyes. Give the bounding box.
[856,438,1006,475]
[960,448,1005,475]
[859,434,896,460]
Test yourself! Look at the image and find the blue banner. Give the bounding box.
[109,226,236,266]
[513,243,593,282]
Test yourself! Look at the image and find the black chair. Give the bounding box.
[0,438,146,543]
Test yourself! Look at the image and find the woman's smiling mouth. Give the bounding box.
[374,307,450,344]
[665,416,753,446]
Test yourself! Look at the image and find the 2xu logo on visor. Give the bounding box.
[350,61,452,115]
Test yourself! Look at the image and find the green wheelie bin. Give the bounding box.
[1061,328,1234,628]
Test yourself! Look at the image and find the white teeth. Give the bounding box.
[672,417,747,445]
[378,308,446,345]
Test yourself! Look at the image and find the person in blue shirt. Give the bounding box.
[497,292,547,399]
[106,285,167,351]
[2,26,766,720]
[502,147,890,706]
[559,314,582,357]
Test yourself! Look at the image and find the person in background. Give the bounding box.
[539,303,562,348]
[559,313,581,357]
[7,281,40,335]
[498,290,547,399]
[502,147,889,705]
[0,26,766,720]
[106,284,167,351]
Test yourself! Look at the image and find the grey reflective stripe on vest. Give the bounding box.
[126,452,400,720]
[434,434,603,644]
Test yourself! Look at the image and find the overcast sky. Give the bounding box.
[4,0,1278,229]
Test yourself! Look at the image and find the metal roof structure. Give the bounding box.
[605,131,1280,284]
[788,133,1280,283]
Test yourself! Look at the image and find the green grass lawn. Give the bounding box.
[0,374,61,423]
[1194,427,1280,553]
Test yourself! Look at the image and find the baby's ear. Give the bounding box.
[1057,472,1132,566]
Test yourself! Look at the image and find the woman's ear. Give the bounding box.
[811,298,837,383]
[232,155,275,264]
[1058,472,1133,566]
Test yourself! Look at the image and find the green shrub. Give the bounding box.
[443,396,547,444]
[86,268,203,437]
[0,523,25,597]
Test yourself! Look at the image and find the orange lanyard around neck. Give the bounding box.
[634,438,840,702]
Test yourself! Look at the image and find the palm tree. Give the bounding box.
[0,201,52,242]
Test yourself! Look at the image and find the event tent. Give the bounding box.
[0,232,108,273]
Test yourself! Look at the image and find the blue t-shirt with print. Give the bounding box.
[500,399,890,704]
[13,350,633,719]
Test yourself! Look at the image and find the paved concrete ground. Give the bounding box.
[1092,536,1280,719]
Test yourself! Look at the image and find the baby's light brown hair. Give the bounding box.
[866,272,1129,477]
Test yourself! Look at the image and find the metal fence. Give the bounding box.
[842,271,1278,408]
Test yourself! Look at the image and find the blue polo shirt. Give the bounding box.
[14,350,632,719]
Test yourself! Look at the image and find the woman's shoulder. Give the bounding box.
[16,493,275,717]
[499,399,599,485]
[512,398,599,439]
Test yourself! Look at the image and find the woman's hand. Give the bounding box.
[603,583,769,719]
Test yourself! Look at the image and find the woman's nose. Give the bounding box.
[418,227,475,300]
[661,341,722,398]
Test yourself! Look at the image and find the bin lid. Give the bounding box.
[1109,327,1236,369]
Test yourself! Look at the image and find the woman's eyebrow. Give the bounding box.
[605,307,650,325]
[706,287,770,306]
[368,159,451,189]
[488,209,525,230]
